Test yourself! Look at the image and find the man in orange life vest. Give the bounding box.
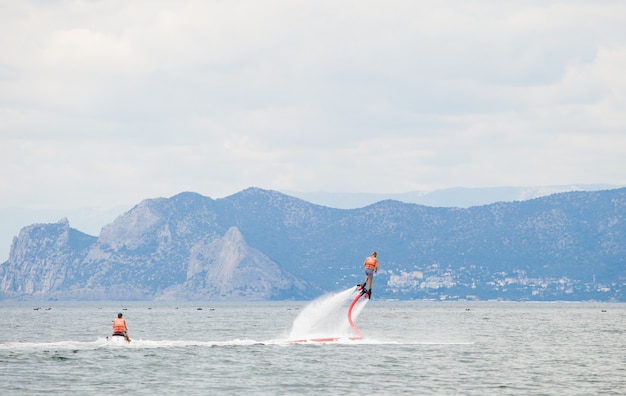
[358,251,378,298]
[112,312,131,342]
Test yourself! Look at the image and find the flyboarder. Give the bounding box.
[358,251,378,298]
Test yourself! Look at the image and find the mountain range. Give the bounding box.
[284,184,621,209]
[1,184,620,261]
[1,187,624,301]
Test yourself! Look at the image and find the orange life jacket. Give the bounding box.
[113,318,126,333]
[364,257,377,270]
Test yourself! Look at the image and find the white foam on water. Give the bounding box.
[0,337,274,351]
[286,287,366,341]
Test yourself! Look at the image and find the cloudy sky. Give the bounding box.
[1,0,625,212]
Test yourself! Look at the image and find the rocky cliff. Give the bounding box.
[0,196,310,301]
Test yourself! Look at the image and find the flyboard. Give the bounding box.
[289,285,370,343]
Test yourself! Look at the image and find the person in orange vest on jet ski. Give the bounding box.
[358,251,378,298]
[112,312,131,342]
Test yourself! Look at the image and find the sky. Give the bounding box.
[1,0,626,214]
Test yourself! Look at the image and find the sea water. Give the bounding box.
[1,294,625,395]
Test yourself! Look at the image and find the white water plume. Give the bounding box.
[288,287,367,340]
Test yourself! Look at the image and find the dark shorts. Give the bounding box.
[365,268,375,280]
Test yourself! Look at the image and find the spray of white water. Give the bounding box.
[287,287,368,340]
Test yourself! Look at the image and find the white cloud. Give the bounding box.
[0,0,625,211]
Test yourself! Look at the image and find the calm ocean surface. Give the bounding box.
[1,290,625,395]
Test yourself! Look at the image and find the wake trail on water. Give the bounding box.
[0,338,464,353]
[0,338,273,351]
